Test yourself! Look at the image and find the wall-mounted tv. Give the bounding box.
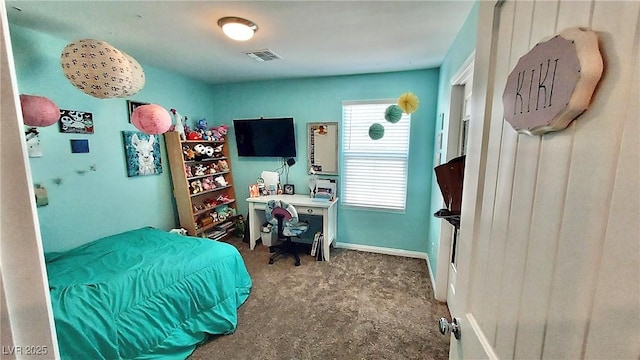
[233,117,297,158]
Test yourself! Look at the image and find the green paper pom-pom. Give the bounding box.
[385,105,403,123]
[368,123,385,140]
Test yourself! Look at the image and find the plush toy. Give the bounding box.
[216,124,229,136]
[204,146,215,158]
[211,211,219,222]
[169,228,187,236]
[214,144,223,155]
[214,176,228,187]
[194,164,207,176]
[196,118,208,131]
[184,165,193,178]
[217,160,229,171]
[204,197,217,208]
[202,130,213,141]
[207,162,219,174]
[186,130,202,141]
[183,146,195,161]
[193,144,208,160]
[201,177,214,191]
[191,180,203,194]
[210,129,222,141]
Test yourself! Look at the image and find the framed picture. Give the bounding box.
[283,184,295,195]
[249,184,260,198]
[127,100,149,123]
[122,131,162,177]
[59,109,94,134]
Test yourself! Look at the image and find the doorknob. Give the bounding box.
[439,317,461,340]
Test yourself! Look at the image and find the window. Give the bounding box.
[342,100,411,211]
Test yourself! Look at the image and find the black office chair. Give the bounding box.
[265,200,308,266]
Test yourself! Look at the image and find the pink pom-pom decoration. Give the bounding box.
[19,94,60,127]
[131,104,171,134]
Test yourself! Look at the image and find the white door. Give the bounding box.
[1,2,60,357]
[446,1,639,359]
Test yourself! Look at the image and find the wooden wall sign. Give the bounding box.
[502,27,603,135]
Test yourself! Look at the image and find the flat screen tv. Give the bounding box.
[233,117,297,157]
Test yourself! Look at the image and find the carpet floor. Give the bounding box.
[189,237,451,360]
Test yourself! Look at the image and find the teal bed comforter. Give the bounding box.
[45,227,252,359]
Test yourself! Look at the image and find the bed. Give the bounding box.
[45,227,252,359]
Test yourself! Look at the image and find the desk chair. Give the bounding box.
[265,200,308,266]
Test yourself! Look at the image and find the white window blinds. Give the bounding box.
[341,100,411,211]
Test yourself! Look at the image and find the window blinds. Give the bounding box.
[342,100,411,211]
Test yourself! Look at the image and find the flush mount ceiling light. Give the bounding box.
[218,17,258,41]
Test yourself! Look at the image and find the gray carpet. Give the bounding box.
[189,237,451,360]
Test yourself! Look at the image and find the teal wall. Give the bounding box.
[428,2,479,276]
[9,25,215,252]
[209,70,439,252]
[10,23,441,254]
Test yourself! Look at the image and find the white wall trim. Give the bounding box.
[335,242,426,259]
[451,50,476,86]
[425,254,443,302]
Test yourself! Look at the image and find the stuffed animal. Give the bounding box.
[193,144,208,160]
[216,124,229,136]
[211,211,219,222]
[191,180,203,194]
[194,164,207,176]
[214,144,224,155]
[207,163,219,174]
[183,146,195,161]
[184,165,193,178]
[186,131,202,141]
[217,160,229,171]
[210,129,222,141]
[202,130,213,141]
[201,177,214,191]
[204,146,215,158]
[214,176,228,187]
[169,228,187,236]
[196,118,208,131]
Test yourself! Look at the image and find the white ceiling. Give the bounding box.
[5,1,474,85]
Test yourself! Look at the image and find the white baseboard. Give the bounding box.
[334,242,426,259]
[424,255,439,299]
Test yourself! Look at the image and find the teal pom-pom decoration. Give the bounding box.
[385,105,402,123]
[368,123,385,140]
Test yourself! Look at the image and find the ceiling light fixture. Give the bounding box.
[218,17,258,41]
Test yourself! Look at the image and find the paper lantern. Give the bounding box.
[385,104,403,123]
[131,104,171,134]
[397,92,420,114]
[19,94,60,127]
[368,123,385,140]
[60,39,145,99]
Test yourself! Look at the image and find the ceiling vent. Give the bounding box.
[244,49,282,62]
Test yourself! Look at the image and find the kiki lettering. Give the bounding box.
[513,58,559,114]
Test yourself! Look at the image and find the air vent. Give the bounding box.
[244,49,282,62]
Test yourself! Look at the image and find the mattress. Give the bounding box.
[45,227,252,359]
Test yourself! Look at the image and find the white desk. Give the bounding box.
[246,194,338,261]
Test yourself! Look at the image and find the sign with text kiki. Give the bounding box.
[502,27,603,136]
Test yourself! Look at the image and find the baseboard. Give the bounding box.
[334,242,426,259]
[425,255,439,300]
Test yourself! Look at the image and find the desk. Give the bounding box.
[246,194,338,261]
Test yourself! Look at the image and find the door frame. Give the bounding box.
[449,1,502,358]
[0,1,60,357]
[434,52,475,302]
